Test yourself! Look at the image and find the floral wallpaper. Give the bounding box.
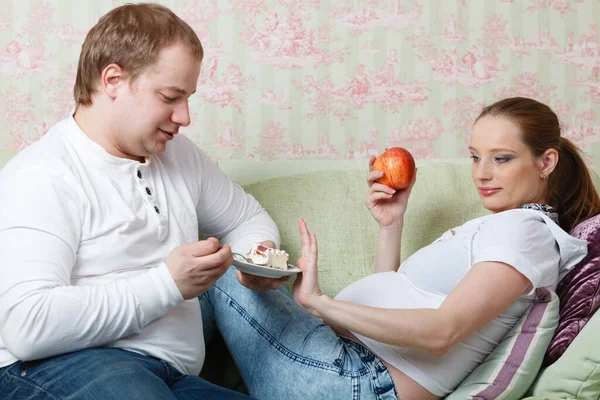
[1,0,599,166]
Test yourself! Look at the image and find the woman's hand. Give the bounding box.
[292,218,324,316]
[365,156,417,228]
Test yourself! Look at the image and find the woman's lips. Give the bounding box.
[479,187,501,196]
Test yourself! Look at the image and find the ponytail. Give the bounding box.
[549,137,600,231]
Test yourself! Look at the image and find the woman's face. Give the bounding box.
[469,115,548,213]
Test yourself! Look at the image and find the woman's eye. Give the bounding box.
[161,95,176,103]
[470,155,480,162]
[495,157,511,163]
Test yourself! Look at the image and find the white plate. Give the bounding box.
[232,255,301,278]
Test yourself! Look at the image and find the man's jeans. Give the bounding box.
[0,347,251,399]
[200,267,398,400]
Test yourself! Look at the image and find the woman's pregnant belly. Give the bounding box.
[333,271,447,399]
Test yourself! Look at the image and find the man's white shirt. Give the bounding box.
[0,116,279,374]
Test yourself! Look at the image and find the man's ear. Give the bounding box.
[540,148,559,177]
[101,63,124,100]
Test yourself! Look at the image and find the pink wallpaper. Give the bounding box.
[0,0,599,165]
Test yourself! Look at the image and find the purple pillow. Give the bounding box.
[544,213,600,366]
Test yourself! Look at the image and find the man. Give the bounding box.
[0,4,284,399]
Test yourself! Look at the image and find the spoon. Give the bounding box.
[232,252,251,262]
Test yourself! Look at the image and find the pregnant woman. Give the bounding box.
[201,97,599,399]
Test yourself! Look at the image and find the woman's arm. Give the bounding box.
[374,222,403,273]
[293,218,531,356]
[365,156,416,273]
[310,261,530,355]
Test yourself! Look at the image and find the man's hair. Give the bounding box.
[74,3,203,106]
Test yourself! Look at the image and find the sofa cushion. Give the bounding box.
[243,163,487,297]
[522,397,566,400]
[446,289,559,400]
[544,213,600,366]
[528,295,600,398]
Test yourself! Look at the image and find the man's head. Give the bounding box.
[73,3,203,161]
[74,3,203,106]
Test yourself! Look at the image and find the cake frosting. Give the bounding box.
[247,243,290,270]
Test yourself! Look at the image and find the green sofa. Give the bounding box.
[1,149,597,399]
[220,158,599,400]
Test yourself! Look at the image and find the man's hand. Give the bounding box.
[235,240,289,292]
[165,237,233,300]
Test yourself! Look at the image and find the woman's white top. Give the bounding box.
[335,209,587,396]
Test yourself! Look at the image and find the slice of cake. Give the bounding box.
[247,243,290,270]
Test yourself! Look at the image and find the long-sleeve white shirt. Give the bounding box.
[0,116,280,375]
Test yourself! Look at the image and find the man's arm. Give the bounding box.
[194,151,280,254]
[0,168,183,361]
[0,231,183,361]
[191,152,286,290]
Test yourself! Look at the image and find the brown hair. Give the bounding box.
[475,97,600,232]
[74,3,203,106]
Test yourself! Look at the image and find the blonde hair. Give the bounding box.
[74,3,203,105]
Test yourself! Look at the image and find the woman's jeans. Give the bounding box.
[0,347,251,399]
[200,267,398,400]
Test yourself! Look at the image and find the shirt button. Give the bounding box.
[137,170,142,179]
[146,187,152,196]
[154,206,160,214]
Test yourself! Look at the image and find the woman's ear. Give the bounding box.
[540,148,559,177]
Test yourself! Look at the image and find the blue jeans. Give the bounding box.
[0,347,251,399]
[201,267,398,400]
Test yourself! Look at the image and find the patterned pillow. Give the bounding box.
[446,289,559,400]
[543,213,600,366]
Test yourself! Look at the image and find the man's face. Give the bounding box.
[111,43,201,161]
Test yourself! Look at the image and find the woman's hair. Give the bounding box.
[74,3,203,106]
[475,97,600,231]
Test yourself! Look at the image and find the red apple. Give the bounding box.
[372,147,416,190]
